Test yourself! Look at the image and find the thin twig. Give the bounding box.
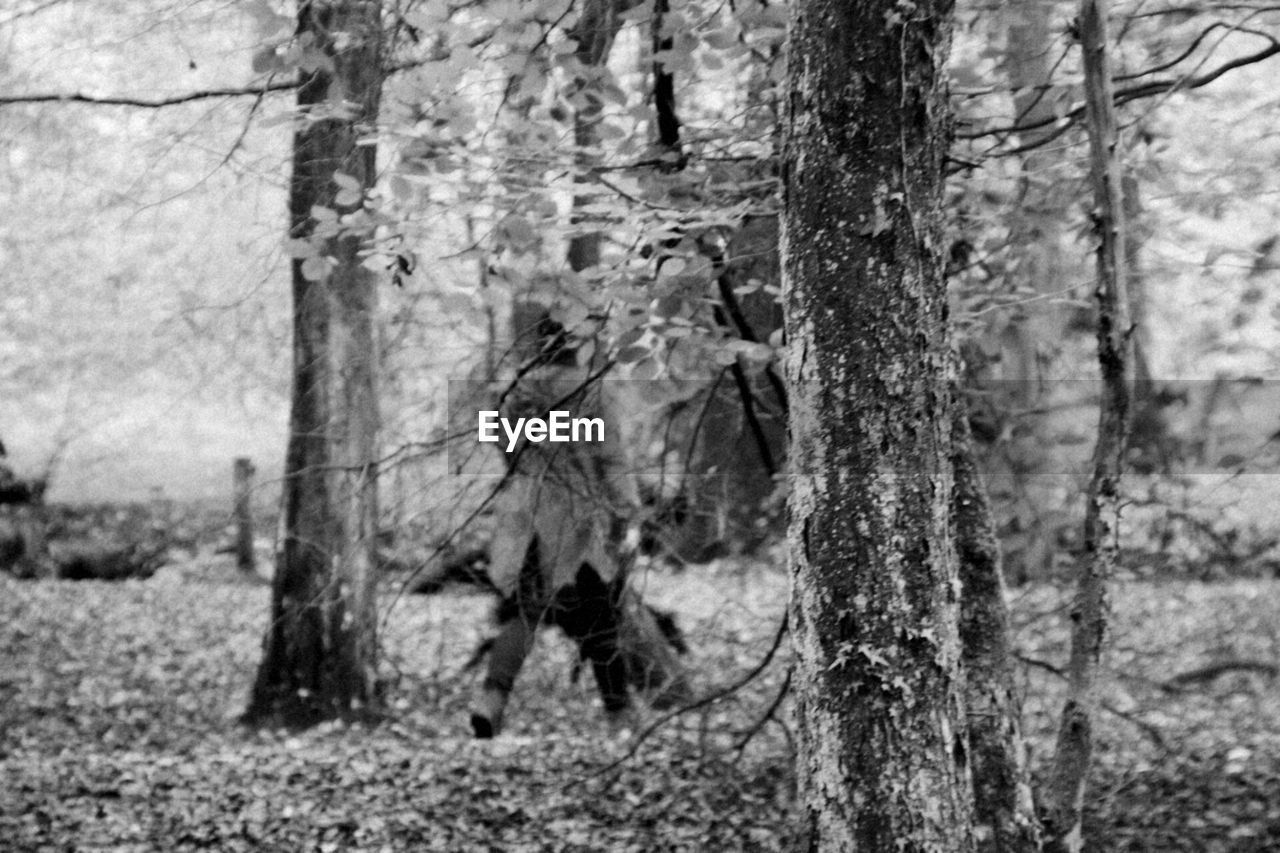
[1019,654,1169,751]
[571,612,790,788]
[732,667,792,756]
[0,81,299,108]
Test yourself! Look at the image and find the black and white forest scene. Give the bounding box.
[3,1,1280,850]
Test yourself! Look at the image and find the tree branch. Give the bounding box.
[0,48,458,110]
[574,611,790,786]
[0,80,299,108]
[713,267,789,416]
[958,30,1280,148]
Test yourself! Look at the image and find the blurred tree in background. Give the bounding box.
[243,0,386,729]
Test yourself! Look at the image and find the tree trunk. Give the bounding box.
[233,457,256,575]
[1042,1,1131,849]
[783,1,974,850]
[245,0,384,729]
[953,396,1043,852]
[564,0,629,274]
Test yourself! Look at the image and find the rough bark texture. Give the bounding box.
[1042,2,1131,849]
[245,0,383,729]
[783,2,975,850]
[953,398,1043,852]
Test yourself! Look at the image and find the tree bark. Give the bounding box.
[953,397,1043,852]
[1042,2,1131,849]
[783,2,974,850]
[245,0,384,729]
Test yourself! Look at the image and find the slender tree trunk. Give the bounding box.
[245,0,384,729]
[953,396,1043,852]
[233,457,256,575]
[651,0,681,160]
[564,0,627,274]
[1042,2,1131,849]
[783,1,974,849]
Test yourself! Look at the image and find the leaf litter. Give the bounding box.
[3,566,1280,850]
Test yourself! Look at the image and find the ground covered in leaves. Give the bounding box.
[0,562,793,852]
[2,559,1279,851]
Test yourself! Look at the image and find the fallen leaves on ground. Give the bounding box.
[2,567,1279,850]
[0,565,793,851]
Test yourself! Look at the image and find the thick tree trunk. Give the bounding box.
[783,2,974,850]
[953,397,1043,852]
[245,0,384,729]
[1042,2,1131,849]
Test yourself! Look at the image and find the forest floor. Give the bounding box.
[2,556,1279,851]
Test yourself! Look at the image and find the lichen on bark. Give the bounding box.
[783,1,976,850]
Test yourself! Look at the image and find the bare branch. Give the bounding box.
[0,46,458,110]
[0,80,299,108]
[573,611,790,787]
[958,28,1280,150]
